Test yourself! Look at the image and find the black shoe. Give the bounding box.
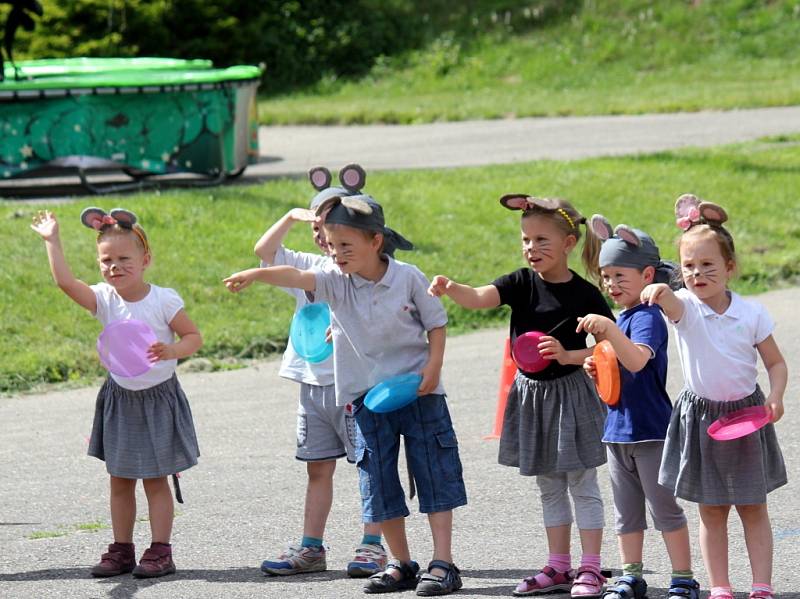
[364,559,420,594]
[416,560,462,596]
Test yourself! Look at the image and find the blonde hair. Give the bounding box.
[679,223,737,268]
[521,198,601,283]
[96,223,150,255]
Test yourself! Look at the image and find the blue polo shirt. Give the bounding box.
[603,303,673,443]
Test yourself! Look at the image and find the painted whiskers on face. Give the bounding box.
[520,215,574,282]
[679,233,733,312]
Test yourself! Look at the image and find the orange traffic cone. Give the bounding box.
[483,337,517,440]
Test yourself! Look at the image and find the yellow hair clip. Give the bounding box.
[557,208,575,230]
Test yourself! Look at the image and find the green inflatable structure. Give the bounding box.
[0,58,261,191]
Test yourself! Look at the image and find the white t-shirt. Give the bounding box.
[262,246,335,386]
[671,288,774,402]
[92,282,185,390]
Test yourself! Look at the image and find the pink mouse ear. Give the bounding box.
[699,202,728,225]
[675,194,701,219]
[499,194,532,211]
[309,167,332,191]
[339,163,366,192]
[109,208,138,226]
[80,207,108,230]
[615,225,641,247]
[341,195,374,215]
[589,214,613,240]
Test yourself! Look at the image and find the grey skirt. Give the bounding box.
[88,374,200,479]
[659,386,787,505]
[498,368,607,476]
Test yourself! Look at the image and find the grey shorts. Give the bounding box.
[606,441,687,534]
[296,383,356,463]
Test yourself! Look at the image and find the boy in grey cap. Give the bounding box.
[225,185,467,596]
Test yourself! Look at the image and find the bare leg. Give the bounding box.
[381,517,411,580]
[579,528,603,555]
[736,504,772,586]
[663,525,692,572]
[427,510,453,576]
[546,524,571,554]
[109,476,137,543]
[698,504,731,588]
[303,460,336,539]
[618,530,644,565]
[142,477,173,544]
[364,521,382,537]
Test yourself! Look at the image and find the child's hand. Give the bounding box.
[223,270,256,293]
[288,208,317,223]
[576,314,613,337]
[583,355,598,381]
[30,210,60,240]
[148,342,177,362]
[325,325,333,344]
[428,275,451,297]
[765,394,784,423]
[418,359,442,395]
[538,335,569,365]
[640,283,670,306]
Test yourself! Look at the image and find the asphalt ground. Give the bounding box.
[1,287,798,599]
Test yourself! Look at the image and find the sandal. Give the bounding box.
[669,578,700,599]
[749,585,774,599]
[416,560,463,596]
[602,575,647,599]
[514,566,575,596]
[363,559,420,594]
[571,565,606,598]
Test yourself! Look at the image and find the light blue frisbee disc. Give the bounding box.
[364,373,423,413]
[289,303,333,363]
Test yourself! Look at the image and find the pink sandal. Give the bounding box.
[513,566,575,596]
[571,565,606,598]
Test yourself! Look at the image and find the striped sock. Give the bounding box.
[751,583,773,598]
[622,562,643,578]
[301,536,323,548]
[671,569,694,580]
[362,534,382,546]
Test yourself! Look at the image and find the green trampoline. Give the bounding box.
[0,58,262,192]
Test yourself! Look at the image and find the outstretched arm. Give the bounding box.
[254,208,317,263]
[224,265,317,293]
[577,314,651,373]
[428,276,501,309]
[30,210,96,313]
[640,283,684,322]
[757,335,787,423]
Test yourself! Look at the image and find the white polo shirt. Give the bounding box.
[312,257,448,406]
[671,288,773,402]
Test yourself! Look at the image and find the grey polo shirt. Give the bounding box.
[312,257,448,406]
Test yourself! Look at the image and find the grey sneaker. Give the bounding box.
[347,542,388,578]
[261,543,326,576]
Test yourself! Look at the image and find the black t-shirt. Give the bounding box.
[492,268,614,380]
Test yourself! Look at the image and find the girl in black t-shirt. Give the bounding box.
[429,195,613,598]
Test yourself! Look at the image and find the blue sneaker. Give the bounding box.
[261,543,326,576]
[347,542,388,578]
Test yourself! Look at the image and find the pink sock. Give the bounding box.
[547,553,571,573]
[710,586,733,598]
[751,583,773,597]
[580,553,601,571]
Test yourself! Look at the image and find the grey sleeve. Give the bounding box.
[410,267,448,331]
[312,268,344,307]
[263,247,328,300]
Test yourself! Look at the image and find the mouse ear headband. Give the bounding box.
[308,164,367,210]
[674,194,728,231]
[80,207,149,253]
[499,194,583,231]
[589,214,641,246]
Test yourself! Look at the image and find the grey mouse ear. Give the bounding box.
[339,163,366,192]
[699,202,728,225]
[80,207,108,230]
[589,214,612,241]
[309,167,332,191]
[340,195,373,215]
[615,224,641,247]
[109,208,138,226]
[499,194,532,211]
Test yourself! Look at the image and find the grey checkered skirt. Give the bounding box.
[498,368,607,476]
[88,375,200,479]
[659,386,787,505]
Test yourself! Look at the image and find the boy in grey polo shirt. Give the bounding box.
[225,192,467,596]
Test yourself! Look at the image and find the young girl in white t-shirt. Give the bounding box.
[641,195,787,599]
[31,207,202,580]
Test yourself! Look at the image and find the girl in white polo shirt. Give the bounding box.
[641,195,787,599]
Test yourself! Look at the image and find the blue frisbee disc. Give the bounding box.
[364,373,423,413]
[289,303,333,363]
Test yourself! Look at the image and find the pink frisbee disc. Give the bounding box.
[707,406,771,441]
[96,319,158,378]
[512,331,549,373]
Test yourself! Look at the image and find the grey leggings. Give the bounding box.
[536,467,605,529]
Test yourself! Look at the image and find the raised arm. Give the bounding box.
[30,211,96,313]
[577,314,651,373]
[254,208,317,264]
[640,283,684,322]
[224,265,317,294]
[428,276,501,309]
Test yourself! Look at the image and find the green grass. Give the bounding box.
[3,135,800,394]
[28,529,68,540]
[258,0,800,124]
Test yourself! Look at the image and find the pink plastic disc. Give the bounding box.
[707,406,771,441]
[511,331,549,373]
